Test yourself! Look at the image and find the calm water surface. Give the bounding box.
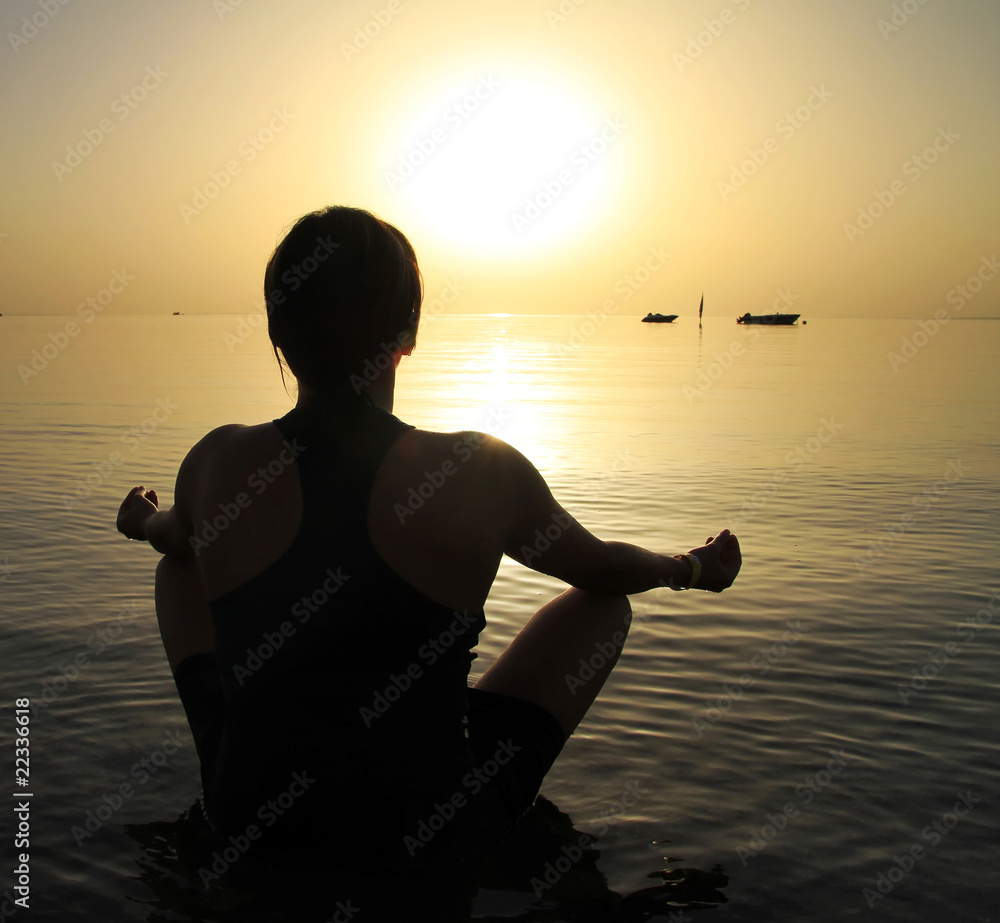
[0,314,997,921]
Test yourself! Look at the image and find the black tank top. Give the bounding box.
[206,395,488,864]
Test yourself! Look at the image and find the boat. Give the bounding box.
[737,313,800,325]
[641,313,678,323]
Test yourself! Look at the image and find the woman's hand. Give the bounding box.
[689,529,742,592]
[117,486,159,541]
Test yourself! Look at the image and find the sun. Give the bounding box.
[378,65,626,256]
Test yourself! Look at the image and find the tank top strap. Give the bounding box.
[271,397,415,543]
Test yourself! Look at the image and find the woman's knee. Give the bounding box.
[154,555,214,670]
[155,553,196,584]
[155,555,204,606]
[564,588,632,632]
[609,592,632,626]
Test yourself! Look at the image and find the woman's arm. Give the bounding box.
[117,487,193,559]
[497,439,741,593]
[116,425,243,560]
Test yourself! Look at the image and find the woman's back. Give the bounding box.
[192,399,511,614]
[196,396,508,865]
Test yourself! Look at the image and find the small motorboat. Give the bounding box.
[642,313,678,323]
[736,313,800,325]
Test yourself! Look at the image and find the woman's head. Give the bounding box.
[265,206,422,397]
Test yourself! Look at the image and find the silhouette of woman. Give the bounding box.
[116,206,741,871]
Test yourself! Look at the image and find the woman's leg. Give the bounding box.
[155,555,225,803]
[154,555,215,672]
[475,588,632,738]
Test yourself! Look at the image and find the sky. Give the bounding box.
[1,0,998,319]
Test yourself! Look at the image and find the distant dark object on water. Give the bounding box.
[737,312,800,325]
[642,313,678,323]
[172,311,182,315]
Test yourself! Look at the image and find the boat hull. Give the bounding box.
[641,314,678,323]
[737,313,800,325]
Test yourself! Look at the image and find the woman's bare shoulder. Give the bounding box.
[385,428,542,527]
[400,426,517,472]
[177,421,292,491]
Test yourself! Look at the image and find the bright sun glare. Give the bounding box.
[382,67,625,256]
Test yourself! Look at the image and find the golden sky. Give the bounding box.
[1,0,998,318]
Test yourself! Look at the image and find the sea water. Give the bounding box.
[0,313,997,921]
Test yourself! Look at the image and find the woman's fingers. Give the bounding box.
[721,533,741,569]
[120,486,143,514]
[119,486,156,518]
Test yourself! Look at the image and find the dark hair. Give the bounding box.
[265,206,422,398]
